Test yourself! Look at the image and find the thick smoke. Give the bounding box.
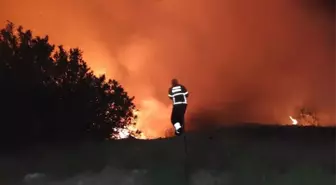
[1,0,335,137]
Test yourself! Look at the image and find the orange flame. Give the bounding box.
[87,40,173,139]
[110,97,172,140]
[289,116,298,125]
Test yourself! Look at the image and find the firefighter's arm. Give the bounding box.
[168,88,173,99]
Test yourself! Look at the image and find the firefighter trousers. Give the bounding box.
[171,104,187,134]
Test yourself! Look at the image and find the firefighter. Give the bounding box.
[168,78,189,136]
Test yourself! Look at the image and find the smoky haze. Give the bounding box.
[1,0,335,136]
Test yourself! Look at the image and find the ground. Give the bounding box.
[0,125,335,185]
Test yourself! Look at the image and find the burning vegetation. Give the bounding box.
[1,0,334,142]
[112,102,325,140]
[111,124,146,140]
[111,110,147,140]
[289,108,320,126]
[112,106,323,140]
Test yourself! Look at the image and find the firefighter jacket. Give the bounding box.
[168,84,189,105]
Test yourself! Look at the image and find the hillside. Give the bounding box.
[0,125,335,185]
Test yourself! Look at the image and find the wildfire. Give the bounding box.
[288,108,320,126]
[111,109,148,140]
[111,124,147,140]
[111,100,172,140]
[289,116,298,125]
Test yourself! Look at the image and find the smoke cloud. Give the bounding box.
[1,0,335,137]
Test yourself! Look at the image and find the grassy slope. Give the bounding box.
[0,125,335,185]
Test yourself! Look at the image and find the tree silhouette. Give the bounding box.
[0,21,136,146]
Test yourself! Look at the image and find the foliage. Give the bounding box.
[0,21,136,144]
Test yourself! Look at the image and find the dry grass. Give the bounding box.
[0,125,334,185]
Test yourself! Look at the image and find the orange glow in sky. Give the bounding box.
[1,0,335,138]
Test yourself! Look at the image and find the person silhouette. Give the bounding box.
[168,79,189,136]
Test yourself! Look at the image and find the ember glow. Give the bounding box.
[289,116,298,125]
[111,123,147,140]
[1,0,335,139]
